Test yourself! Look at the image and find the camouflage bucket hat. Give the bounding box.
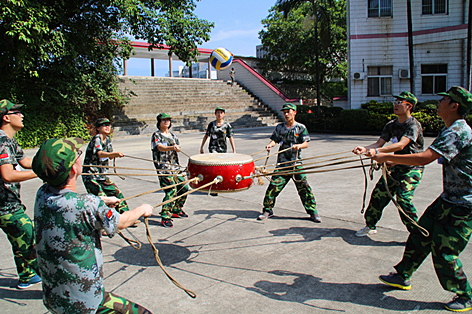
[215,106,225,113]
[156,113,171,121]
[0,99,24,116]
[437,86,472,113]
[32,138,85,186]
[393,91,417,106]
[281,103,297,111]
[95,117,111,127]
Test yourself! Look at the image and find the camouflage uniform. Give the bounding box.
[205,120,234,153]
[0,129,38,283]
[364,117,424,231]
[262,122,317,215]
[151,130,188,218]
[394,119,472,299]
[82,134,129,213]
[34,184,150,314]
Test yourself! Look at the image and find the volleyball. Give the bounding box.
[210,47,233,71]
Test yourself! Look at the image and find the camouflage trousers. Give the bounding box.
[83,178,129,214]
[0,209,38,282]
[263,167,317,215]
[365,166,423,232]
[395,197,472,299]
[96,291,152,314]
[158,175,189,219]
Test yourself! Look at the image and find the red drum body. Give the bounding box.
[188,153,255,192]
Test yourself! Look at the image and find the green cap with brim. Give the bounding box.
[32,138,85,186]
[393,91,417,106]
[281,103,297,111]
[156,113,171,121]
[95,118,111,127]
[0,99,24,116]
[437,86,472,113]
[215,106,225,113]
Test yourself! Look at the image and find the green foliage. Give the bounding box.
[320,81,347,99]
[1,0,213,147]
[259,0,347,81]
[340,109,368,132]
[361,100,393,115]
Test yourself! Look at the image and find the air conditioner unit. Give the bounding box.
[399,69,410,79]
[352,72,365,80]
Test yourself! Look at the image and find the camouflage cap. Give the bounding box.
[32,138,85,186]
[156,113,171,120]
[281,103,297,111]
[0,99,24,116]
[95,117,111,127]
[215,106,225,113]
[437,86,472,113]
[393,91,417,106]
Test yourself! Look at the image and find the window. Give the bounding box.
[421,64,447,94]
[367,66,392,96]
[422,0,447,15]
[368,0,392,18]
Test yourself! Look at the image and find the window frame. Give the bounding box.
[421,64,448,95]
[422,0,448,15]
[367,66,393,97]
[367,0,392,18]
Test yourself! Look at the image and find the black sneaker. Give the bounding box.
[172,211,188,218]
[310,213,322,223]
[445,296,472,312]
[161,218,173,228]
[379,272,411,290]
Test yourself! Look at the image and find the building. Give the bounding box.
[347,0,469,109]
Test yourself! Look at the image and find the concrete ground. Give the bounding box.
[0,127,466,313]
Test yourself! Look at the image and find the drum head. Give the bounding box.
[189,153,253,166]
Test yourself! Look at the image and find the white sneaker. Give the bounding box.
[355,226,377,237]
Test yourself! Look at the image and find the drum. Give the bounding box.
[187,153,255,192]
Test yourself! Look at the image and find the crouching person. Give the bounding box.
[32,137,153,314]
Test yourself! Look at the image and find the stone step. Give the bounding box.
[115,77,282,137]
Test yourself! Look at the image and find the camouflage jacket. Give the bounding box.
[151,130,181,174]
[380,117,424,169]
[206,120,234,153]
[430,119,472,208]
[82,134,113,181]
[270,122,310,167]
[34,184,119,314]
[0,130,25,215]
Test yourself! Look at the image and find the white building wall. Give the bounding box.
[348,0,469,109]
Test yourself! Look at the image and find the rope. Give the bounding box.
[153,178,221,209]
[122,154,185,171]
[114,158,126,181]
[253,163,372,178]
[263,150,352,168]
[380,163,429,237]
[144,218,197,298]
[117,230,141,250]
[359,156,368,214]
[81,173,184,177]
[250,148,268,157]
[83,164,167,172]
[120,177,199,202]
[252,147,292,163]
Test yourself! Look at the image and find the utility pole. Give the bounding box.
[407,0,415,93]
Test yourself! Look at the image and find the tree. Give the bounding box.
[259,1,346,112]
[0,0,213,147]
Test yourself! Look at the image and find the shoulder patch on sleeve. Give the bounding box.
[106,209,113,219]
[0,153,9,159]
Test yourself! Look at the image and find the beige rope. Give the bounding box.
[262,150,352,168]
[153,178,221,209]
[81,173,179,177]
[83,164,168,172]
[252,147,292,163]
[123,154,185,170]
[381,163,429,237]
[120,177,199,202]
[144,218,197,298]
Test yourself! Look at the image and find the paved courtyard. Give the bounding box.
[0,127,465,313]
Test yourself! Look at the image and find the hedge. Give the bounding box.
[296,101,472,136]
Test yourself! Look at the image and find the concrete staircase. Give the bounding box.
[114,76,282,137]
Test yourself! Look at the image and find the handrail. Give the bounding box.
[232,59,299,103]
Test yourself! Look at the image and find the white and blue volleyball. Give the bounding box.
[210,48,233,71]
